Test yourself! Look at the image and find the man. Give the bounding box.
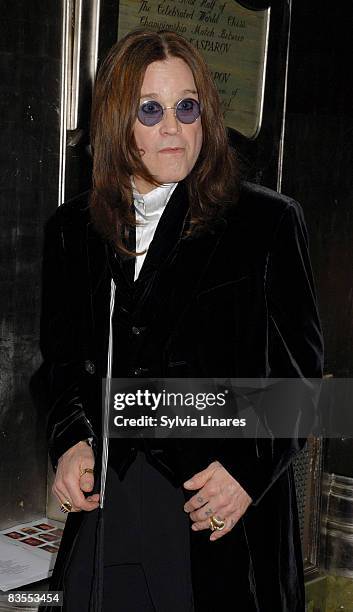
[36,29,323,611]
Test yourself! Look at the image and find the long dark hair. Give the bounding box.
[90,28,239,254]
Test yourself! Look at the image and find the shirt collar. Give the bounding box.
[131,177,178,219]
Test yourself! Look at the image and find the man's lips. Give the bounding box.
[159,147,184,154]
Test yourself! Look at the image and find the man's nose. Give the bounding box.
[159,107,181,134]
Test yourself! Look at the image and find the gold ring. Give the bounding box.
[60,499,73,513]
[209,515,225,531]
[79,467,94,477]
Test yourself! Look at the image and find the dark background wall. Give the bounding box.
[0,1,62,527]
[281,2,353,476]
[282,1,353,378]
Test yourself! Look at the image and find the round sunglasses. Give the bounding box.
[137,97,201,127]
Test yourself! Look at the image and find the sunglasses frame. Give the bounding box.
[137,97,201,127]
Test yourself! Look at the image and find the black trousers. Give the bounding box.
[64,450,194,611]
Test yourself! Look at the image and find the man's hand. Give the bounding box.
[52,441,99,512]
[183,461,252,541]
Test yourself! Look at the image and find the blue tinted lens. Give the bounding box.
[176,98,200,123]
[138,101,164,126]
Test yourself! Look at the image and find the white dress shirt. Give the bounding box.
[131,179,178,281]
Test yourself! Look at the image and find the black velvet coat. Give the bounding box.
[34,180,324,612]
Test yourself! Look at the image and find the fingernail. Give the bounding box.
[183,479,193,487]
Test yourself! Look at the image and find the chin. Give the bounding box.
[158,176,182,184]
[157,170,189,184]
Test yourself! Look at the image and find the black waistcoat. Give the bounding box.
[107,185,191,479]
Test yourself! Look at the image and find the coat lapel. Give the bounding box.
[135,180,190,284]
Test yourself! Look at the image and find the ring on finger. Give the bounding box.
[79,467,94,478]
[60,499,73,513]
[209,515,225,531]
